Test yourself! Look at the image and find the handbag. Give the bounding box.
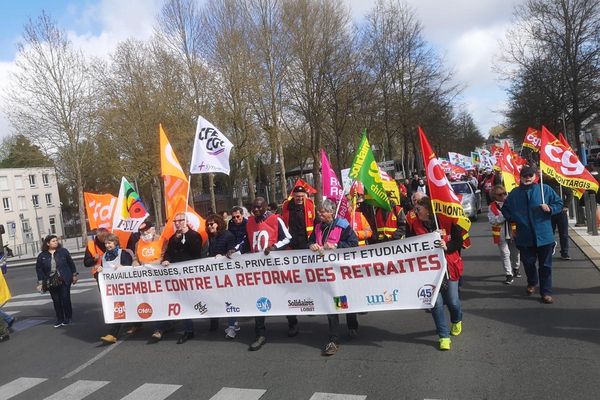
[43,272,62,292]
[439,275,449,294]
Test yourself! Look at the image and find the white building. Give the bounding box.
[0,167,63,249]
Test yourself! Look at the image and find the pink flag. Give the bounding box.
[321,149,349,220]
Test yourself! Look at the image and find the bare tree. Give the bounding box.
[6,13,97,244]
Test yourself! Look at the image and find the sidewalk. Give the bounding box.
[568,217,600,269]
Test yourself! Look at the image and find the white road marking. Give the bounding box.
[4,299,53,307]
[4,310,19,316]
[309,394,367,400]
[208,387,267,400]
[120,383,182,400]
[62,341,124,379]
[0,377,47,399]
[43,380,109,400]
[8,289,92,304]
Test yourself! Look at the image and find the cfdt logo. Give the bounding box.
[256,297,272,312]
[194,301,208,315]
[366,289,399,305]
[225,302,240,313]
[137,302,153,319]
[417,284,436,305]
[113,301,126,319]
[333,295,348,310]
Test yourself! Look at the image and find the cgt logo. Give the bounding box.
[366,289,399,306]
[333,295,348,310]
[114,301,126,319]
[137,302,153,319]
[225,302,240,313]
[256,297,272,312]
[417,284,436,305]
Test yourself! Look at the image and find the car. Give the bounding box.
[588,146,600,166]
[450,181,482,221]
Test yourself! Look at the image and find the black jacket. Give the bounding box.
[208,230,237,257]
[164,229,203,263]
[228,218,248,252]
[36,247,77,284]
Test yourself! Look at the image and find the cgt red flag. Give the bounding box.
[522,127,541,152]
[556,132,587,199]
[288,178,317,199]
[418,127,471,247]
[540,126,598,195]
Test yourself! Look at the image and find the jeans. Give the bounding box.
[49,283,72,324]
[498,239,520,275]
[519,243,554,296]
[432,280,462,338]
[551,211,569,257]
[327,313,358,343]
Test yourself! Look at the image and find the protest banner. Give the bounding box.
[99,233,446,323]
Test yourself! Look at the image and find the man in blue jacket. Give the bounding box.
[501,165,563,304]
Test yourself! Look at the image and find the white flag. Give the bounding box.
[190,116,234,175]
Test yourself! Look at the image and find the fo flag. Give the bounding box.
[112,177,149,232]
[418,127,471,246]
[190,116,234,175]
[522,127,541,152]
[540,126,598,193]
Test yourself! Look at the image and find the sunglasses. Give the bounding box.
[207,222,217,227]
[232,215,242,219]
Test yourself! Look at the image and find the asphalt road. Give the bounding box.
[1,216,600,400]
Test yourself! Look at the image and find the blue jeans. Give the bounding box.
[519,243,554,296]
[0,308,13,324]
[432,280,462,338]
[551,211,569,257]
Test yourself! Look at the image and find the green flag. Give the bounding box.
[349,131,391,211]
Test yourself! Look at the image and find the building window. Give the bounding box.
[2,197,12,211]
[45,193,53,206]
[42,174,50,186]
[7,221,16,237]
[18,196,27,210]
[14,175,23,190]
[32,194,40,208]
[0,176,7,190]
[49,216,57,234]
[29,174,37,187]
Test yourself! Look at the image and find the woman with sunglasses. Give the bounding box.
[407,197,463,351]
[488,185,521,285]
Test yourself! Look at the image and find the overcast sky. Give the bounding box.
[0,0,523,141]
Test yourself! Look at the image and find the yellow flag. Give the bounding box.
[0,272,11,306]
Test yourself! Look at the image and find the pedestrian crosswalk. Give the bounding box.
[0,378,369,400]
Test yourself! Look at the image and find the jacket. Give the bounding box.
[208,230,237,257]
[228,218,248,252]
[308,217,358,248]
[501,183,563,247]
[488,201,516,244]
[35,247,77,284]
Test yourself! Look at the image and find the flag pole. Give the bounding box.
[185,175,191,223]
[539,170,545,204]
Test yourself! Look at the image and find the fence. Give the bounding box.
[4,236,87,260]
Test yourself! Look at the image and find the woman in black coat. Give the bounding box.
[35,235,78,328]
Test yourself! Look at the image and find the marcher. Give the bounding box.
[280,186,315,251]
[83,227,109,281]
[308,199,359,356]
[488,185,521,284]
[547,177,572,260]
[406,197,463,351]
[134,220,165,266]
[375,192,406,241]
[501,165,563,304]
[243,197,291,351]
[99,233,134,344]
[349,195,372,246]
[228,206,248,253]
[35,235,79,328]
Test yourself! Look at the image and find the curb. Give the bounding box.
[568,227,600,271]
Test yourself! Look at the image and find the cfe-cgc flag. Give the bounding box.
[112,177,149,232]
[539,126,599,194]
[349,130,391,211]
[190,116,234,175]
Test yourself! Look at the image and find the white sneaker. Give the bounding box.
[225,326,237,339]
[233,322,240,332]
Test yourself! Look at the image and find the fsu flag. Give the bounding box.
[112,177,149,232]
[321,149,349,219]
[349,130,391,211]
[190,116,234,175]
[84,192,117,230]
[540,126,598,193]
[418,127,471,245]
[522,127,541,152]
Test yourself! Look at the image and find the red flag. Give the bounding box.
[539,126,598,195]
[557,132,586,199]
[288,178,317,199]
[522,127,541,152]
[418,127,471,247]
[498,142,521,192]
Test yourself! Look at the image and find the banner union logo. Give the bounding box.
[288,298,315,312]
[113,301,126,319]
[137,302,153,319]
[417,284,436,305]
[256,297,272,312]
[194,301,208,314]
[366,289,399,306]
[333,295,348,310]
[225,302,240,313]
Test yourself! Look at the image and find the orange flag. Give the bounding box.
[160,124,207,242]
[540,126,598,196]
[84,192,117,230]
[418,127,471,247]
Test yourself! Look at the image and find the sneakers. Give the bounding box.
[100,334,117,344]
[233,322,241,332]
[513,268,522,278]
[287,324,299,337]
[176,331,194,344]
[450,321,462,336]
[53,321,63,328]
[561,255,571,260]
[249,336,266,351]
[348,328,358,339]
[526,285,535,296]
[126,325,141,335]
[542,295,554,304]
[322,341,339,356]
[225,326,237,339]
[504,275,514,285]
[61,319,71,326]
[150,330,163,342]
[439,337,451,350]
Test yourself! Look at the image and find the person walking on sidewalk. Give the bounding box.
[501,165,563,304]
[488,184,521,284]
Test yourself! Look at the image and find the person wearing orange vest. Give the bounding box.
[350,195,372,246]
[487,184,520,285]
[83,227,109,281]
[375,192,406,241]
[405,191,427,235]
[280,186,315,250]
[134,221,165,265]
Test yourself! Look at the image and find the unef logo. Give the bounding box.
[256,297,272,312]
[333,295,348,310]
[366,289,399,305]
[417,285,436,305]
[137,303,153,319]
[114,301,126,319]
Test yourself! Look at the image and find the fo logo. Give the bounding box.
[333,295,348,310]
[256,297,272,312]
[137,302,153,319]
[417,284,436,305]
[114,301,126,319]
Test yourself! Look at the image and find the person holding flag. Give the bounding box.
[501,165,563,304]
[280,186,315,251]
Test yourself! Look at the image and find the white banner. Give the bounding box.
[99,233,447,323]
[189,115,234,175]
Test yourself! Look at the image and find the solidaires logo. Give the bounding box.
[256,297,272,312]
[288,298,315,312]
